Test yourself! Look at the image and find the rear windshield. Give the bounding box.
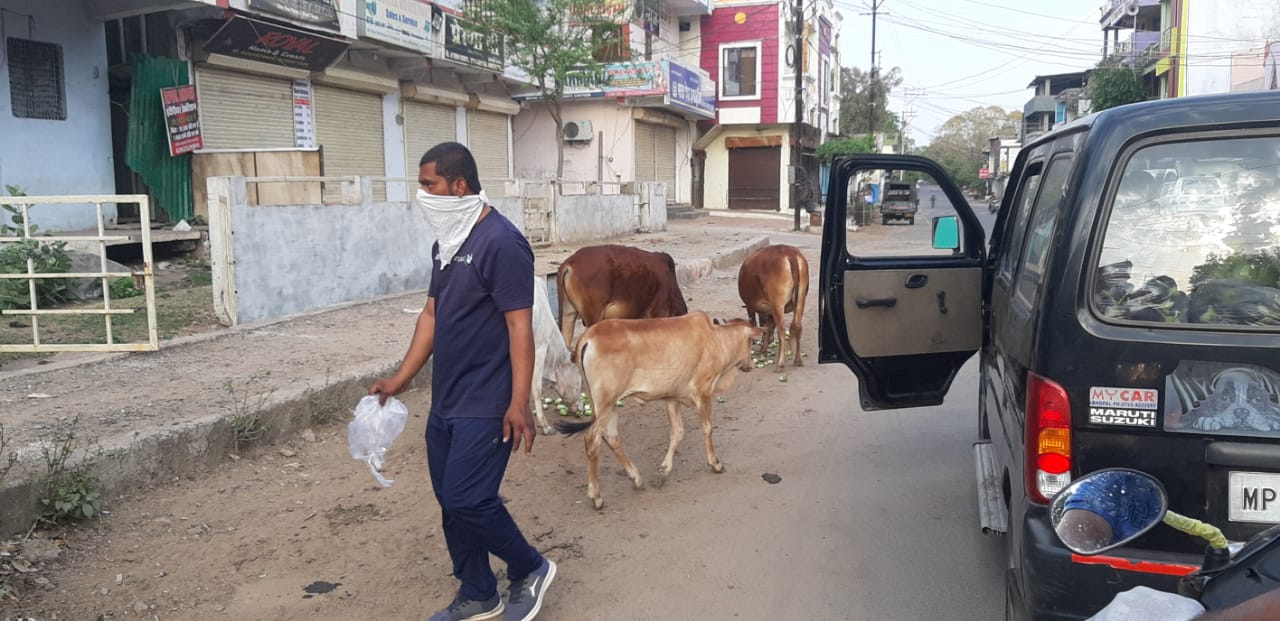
[1094,136,1280,329]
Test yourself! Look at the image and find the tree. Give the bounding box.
[1089,61,1147,112]
[838,66,903,137]
[923,106,1021,191]
[816,135,876,163]
[469,0,626,178]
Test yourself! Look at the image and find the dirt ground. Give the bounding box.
[1,220,824,620]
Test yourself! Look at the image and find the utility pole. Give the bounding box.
[791,0,804,231]
[868,0,880,136]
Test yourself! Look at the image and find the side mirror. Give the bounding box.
[1050,468,1168,555]
[931,215,959,250]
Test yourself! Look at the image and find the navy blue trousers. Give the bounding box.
[426,415,543,601]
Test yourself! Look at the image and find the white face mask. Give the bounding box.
[416,188,488,268]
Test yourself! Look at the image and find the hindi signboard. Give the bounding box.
[160,85,203,157]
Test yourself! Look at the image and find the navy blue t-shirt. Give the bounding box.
[427,210,534,418]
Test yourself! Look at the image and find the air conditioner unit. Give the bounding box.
[563,120,593,142]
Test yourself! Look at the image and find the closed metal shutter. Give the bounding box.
[728,146,781,210]
[467,110,509,188]
[653,124,677,194]
[196,68,294,149]
[404,101,457,173]
[313,85,386,201]
[635,121,656,181]
[635,122,677,194]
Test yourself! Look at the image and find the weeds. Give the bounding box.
[35,417,102,527]
[0,423,16,485]
[305,369,345,427]
[1,185,71,311]
[223,374,276,452]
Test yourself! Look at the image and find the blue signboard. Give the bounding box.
[665,61,715,117]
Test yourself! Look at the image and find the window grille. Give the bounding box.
[7,37,66,121]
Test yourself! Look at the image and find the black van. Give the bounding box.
[818,91,1280,620]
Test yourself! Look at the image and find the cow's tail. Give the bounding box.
[557,339,596,436]
[787,252,803,305]
[557,263,581,348]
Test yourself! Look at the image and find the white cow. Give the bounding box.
[532,275,582,434]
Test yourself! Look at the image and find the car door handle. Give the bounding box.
[905,274,928,289]
[856,297,898,309]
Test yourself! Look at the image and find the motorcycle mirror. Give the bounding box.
[1049,468,1168,555]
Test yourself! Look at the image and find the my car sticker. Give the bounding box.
[1089,386,1159,427]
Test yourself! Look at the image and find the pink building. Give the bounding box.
[694,0,842,212]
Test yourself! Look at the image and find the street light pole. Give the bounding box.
[791,0,804,231]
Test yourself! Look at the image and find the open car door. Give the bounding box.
[819,154,987,410]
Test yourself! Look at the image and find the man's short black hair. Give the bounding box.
[419,142,483,194]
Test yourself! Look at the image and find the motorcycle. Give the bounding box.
[1050,468,1280,619]
[987,196,998,214]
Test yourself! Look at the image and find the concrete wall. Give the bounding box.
[513,101,696,204]
[0,0,116,229]
[553,192,637,244]
[514,100,638,184]
[208,175,659,324]
[1183,0,1280,95]
[702,126,790,211]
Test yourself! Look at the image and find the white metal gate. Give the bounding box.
[0,195,158,352]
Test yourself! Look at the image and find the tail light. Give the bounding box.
[1026,372,1072,504]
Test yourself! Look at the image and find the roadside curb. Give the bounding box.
[674,235,770,287]
[0,237,771,536]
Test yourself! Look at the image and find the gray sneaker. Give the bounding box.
[504,558,557,621]
[427,593,504,621]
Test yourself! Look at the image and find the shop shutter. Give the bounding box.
[313,85,386,202]
[653,124,677,194]
[727,146,781,210]
[196,68,293,149]
[467,110,510,187]
[404,101,457,172]
[634,121,656,181]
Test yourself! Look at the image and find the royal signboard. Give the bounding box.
[247,0,340,32]
[665,61,714,117]
[204,16,349,72]
[359,0,439,54]
[160,85,203,156]
[443,13,503,71]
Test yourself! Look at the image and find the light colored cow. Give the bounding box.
[555,312,761,509]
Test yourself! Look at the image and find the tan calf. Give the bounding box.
[555,312,761,510]
[737,244,810,371]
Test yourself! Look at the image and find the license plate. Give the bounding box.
[1228,471,1280,523]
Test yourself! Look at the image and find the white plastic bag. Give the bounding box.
[347,395,409,487]
[1088,586,1205,621]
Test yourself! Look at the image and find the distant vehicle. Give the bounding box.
[881,181,918,225]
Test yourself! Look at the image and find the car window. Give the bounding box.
[1095,136,1280,329]
[996,165,1043,284]
[1013,156,1074,308]
[842,169,966,258]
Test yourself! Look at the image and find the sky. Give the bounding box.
[832,0,1107,146]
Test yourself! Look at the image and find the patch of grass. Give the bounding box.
[0,280,219,367]
[224,375,277,453]
[35,417,102,527]
[0,422,16,485]
[305,369,346,427]
[183,271,212,287]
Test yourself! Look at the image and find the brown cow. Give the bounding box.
[555,312,761,510]
[556,245,688,349]
[737,244,810,371]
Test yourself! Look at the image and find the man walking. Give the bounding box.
[371,142,555,621]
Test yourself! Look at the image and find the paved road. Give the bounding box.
[697,222,1009,620]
